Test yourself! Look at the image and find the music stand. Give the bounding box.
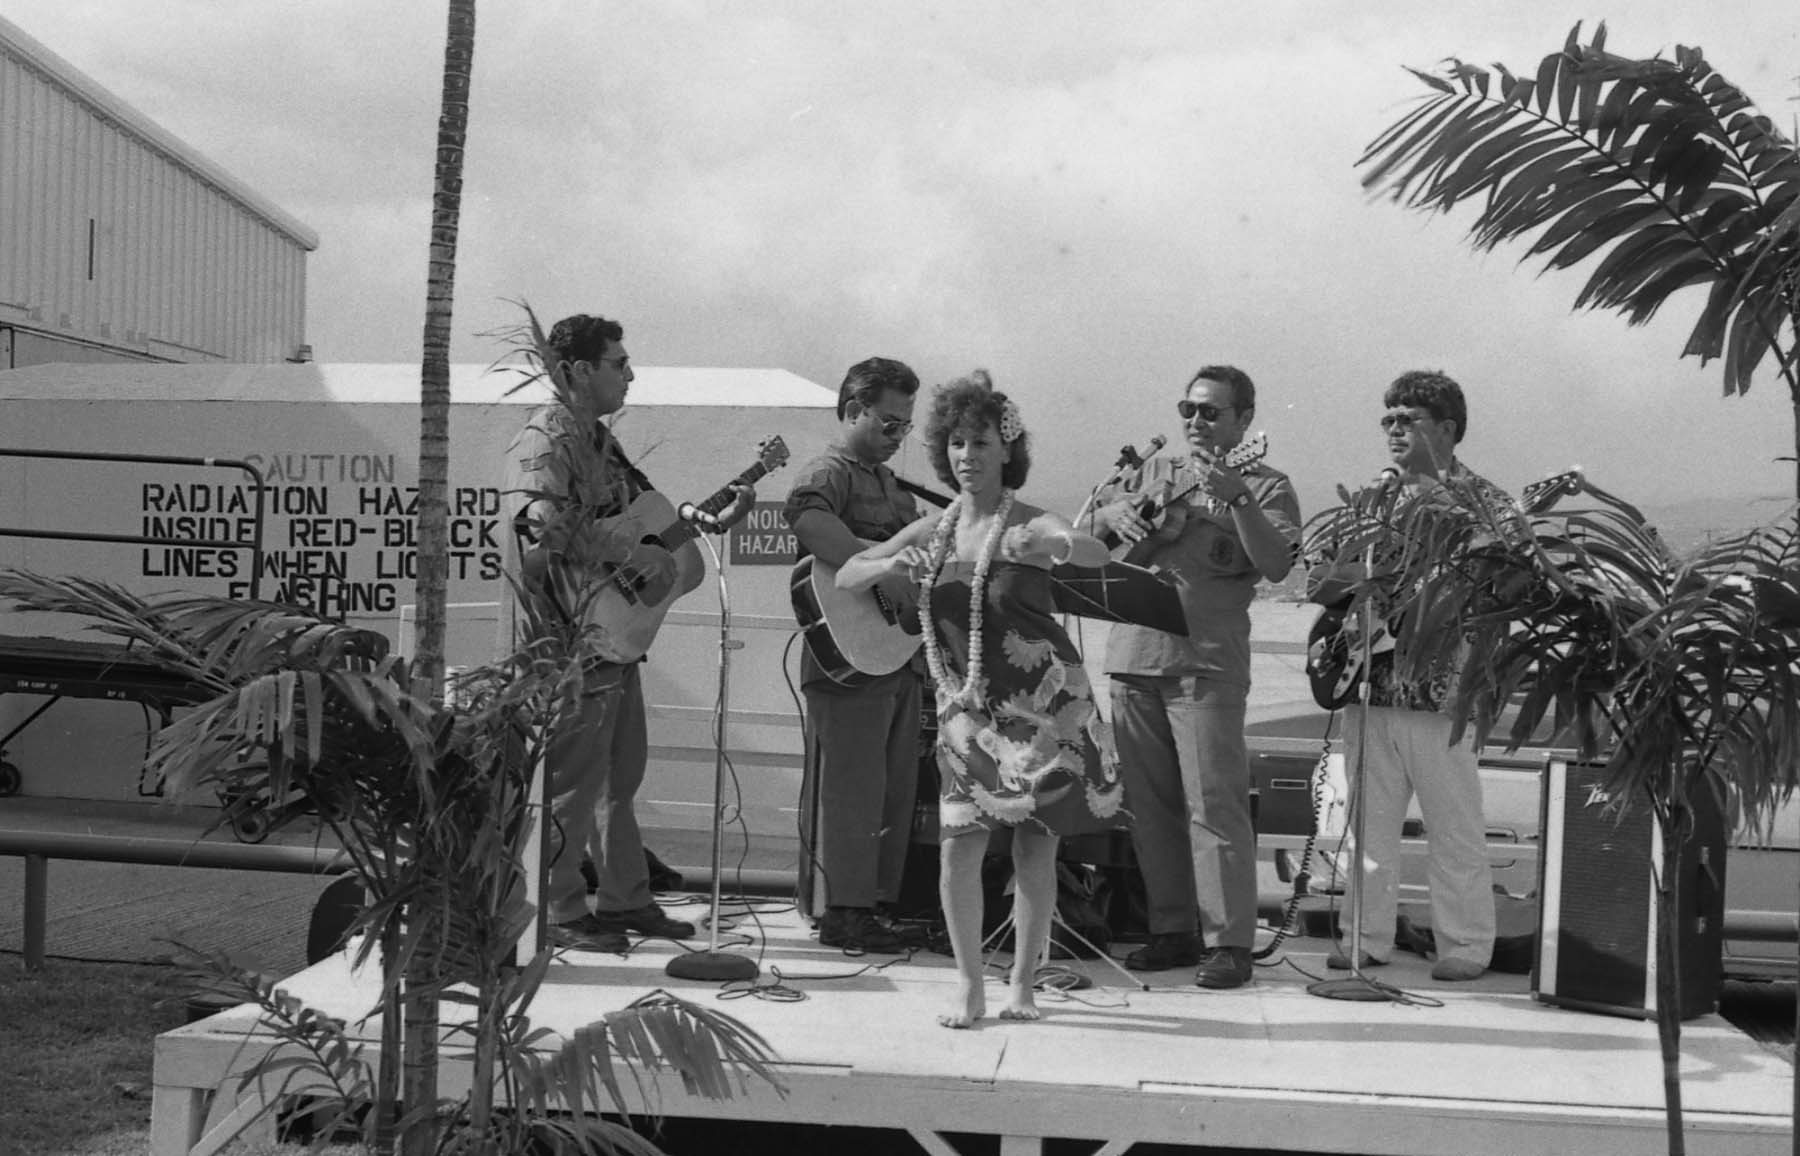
[1049,562,1188,636]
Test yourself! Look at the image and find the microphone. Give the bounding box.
[678,502,724,532]
[1113,434,1167,472]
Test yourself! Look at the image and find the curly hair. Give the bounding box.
[837,356,920,420]
[1384,369,1468,444]
[924,370,1032,491]
[546,314,624,365]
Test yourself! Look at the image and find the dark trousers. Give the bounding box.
[798,668,922,915]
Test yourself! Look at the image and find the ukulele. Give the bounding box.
[1098,433,1270,565]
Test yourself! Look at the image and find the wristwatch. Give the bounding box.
[1227,491,1252,510]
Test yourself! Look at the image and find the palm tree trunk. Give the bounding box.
[1656,807,1686,1156]
[416,0,474,704]
[374,920,403,1155]
[403,2,475,1154]
[468,974,499,1142]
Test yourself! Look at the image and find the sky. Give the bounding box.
[7,1,1800,522]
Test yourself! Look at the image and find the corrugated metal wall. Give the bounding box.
[0,22,315,365]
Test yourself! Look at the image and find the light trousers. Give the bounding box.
[1111,674,1258,949]
[1342,705,1494,965]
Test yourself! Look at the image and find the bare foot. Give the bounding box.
[999,989,1041,1021]
[1000,993,1044,1022]
[938,979,986,1029]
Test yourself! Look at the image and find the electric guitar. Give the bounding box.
[577,436,789,662]
[1304,468,1582,710]
[1098,433,1270,566]
[790,544,923,686]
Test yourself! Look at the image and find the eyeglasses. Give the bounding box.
[1176,400,1232,423]
[1379,411,1435,432]
[873,415,913,438]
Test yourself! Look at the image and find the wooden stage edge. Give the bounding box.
[152,905,1791,1156]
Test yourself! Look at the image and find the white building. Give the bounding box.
[0,15,316,368]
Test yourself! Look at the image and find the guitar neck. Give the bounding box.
[1158,435,1270,507]
[651,460,777,551]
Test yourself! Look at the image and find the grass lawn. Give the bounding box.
[0,958,366,1156]
[0,959,185,1156]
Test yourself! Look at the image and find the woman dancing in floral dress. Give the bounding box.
[838,373,1128,1028]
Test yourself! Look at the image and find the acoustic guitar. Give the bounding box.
[790,544,923,686]
[1304,468,1582,710]
[569,436,789,662]
[1097,433,1270,566]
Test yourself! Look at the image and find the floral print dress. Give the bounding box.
[927,560,1130,836]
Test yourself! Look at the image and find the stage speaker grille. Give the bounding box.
[1534,759,1725,1021]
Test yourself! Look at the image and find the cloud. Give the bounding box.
[6,1,1799,512]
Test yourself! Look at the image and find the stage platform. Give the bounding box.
[151,901,1791,1156]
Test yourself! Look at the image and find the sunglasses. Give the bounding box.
[1379,411,1436,432]
[1176,400,1233,423]
[873,415,913,438]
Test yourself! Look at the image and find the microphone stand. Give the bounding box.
[1072,457,1135,528]
[666,535,758,982]
[1309,522,1402,1003]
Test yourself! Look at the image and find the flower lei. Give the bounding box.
[919,488,1016,706]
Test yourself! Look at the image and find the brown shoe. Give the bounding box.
[1326,946,1387,971]
[1195,946,1254,990]
[591,903,696,940]
[1430,957,1485,982]
[550,915,629,954]
[817,906,905,953]
[1123,931,1202,971]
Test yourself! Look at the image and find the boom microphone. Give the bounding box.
[1114,444,1144,470]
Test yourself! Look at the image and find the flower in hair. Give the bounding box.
[999,397,1024,443]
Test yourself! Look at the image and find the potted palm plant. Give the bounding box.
[0,566,783,1154]
[1304,468,1800,1156]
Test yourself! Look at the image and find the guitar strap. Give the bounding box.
[511,421,652,547]
[511,420,655,630]
[895,476,953,510]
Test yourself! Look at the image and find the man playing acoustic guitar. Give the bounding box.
[505,312,756,954]
[1093,365,1300,988]
[784,357,925,952]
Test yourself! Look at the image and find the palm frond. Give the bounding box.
[1360,23,1800,396]
[1308,468,1800,834]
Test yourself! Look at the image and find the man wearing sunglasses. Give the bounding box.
[1093,365,1301,989]
[1305,369,1507,982]
[785,357,926,952]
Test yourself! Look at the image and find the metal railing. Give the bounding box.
[0,447,266,598]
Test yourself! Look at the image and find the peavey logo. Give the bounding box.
[1584,784,1612,808]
